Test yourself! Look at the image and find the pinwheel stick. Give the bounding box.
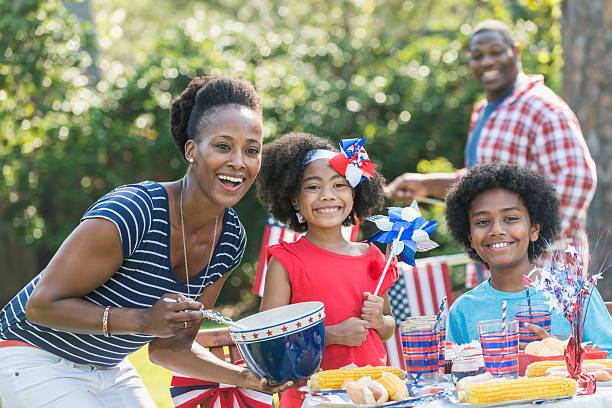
[373,227,404,296]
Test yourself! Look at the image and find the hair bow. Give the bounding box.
[367,201,439,266]
[329,138,377,188]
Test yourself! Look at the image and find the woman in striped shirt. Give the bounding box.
[0,76,293,407]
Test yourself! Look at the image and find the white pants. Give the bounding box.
[0,345,156,408]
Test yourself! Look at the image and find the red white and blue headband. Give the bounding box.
[303,138,377,188]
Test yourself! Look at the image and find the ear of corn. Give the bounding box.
[377,372,409,401]
[525,360,566,377]
[464,377,577,404]
[583,359,612,368]
[308,366,404,391]
[526,359,612,377]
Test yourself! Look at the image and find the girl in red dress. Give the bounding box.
[256,132,399,407]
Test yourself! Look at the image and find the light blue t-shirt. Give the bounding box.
[464,86,514,168]
[448,279,612,356]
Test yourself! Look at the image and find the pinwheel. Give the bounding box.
[329,137,377,188]
[367,201,439,266]
[367,201,439,295]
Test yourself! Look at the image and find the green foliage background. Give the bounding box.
[1,0,563,307]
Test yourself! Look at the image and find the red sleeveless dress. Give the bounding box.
[267,237,399,408]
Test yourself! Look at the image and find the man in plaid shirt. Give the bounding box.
[386,20,596,252]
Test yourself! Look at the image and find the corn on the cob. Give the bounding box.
[463,377,576,404]
[526,359,612,377]
[308,366,404,391]
[377,372,409,401]
[525,360,566,377]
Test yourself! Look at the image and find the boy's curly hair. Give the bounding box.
[257,132,385,233]
[445,163,560,263]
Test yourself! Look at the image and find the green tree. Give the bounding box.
[1,0,565,305]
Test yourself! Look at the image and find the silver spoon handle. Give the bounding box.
[163,297,247,330]
[201,309,247,330]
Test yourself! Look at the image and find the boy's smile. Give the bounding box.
[468,188,540,275]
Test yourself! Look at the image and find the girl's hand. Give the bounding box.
[142,294,204,338]
[326,317,369,346]
[360,292,385,331]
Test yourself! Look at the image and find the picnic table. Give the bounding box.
[302,382,612,408]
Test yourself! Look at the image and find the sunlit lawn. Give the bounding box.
[129,344,174,408]
[128,327,280,407]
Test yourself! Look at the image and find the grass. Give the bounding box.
[128,341,280,407]
[129,345,175,408]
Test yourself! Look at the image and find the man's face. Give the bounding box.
[469,30,519,101]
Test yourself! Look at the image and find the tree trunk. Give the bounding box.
[561,0,612,298]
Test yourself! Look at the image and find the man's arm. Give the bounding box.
[385,172,458,203]
[533,108,596,244]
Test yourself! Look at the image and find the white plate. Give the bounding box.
[458,395,574,407]
[597,381,612,387]
[306,388,442,407]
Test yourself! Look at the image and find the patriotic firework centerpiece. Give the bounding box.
[526,245,606,393]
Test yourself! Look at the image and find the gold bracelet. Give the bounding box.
[102,306,111,337]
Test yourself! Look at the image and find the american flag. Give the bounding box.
[252,215,359,297]
[465,262,490,288]
[385,261,454,369]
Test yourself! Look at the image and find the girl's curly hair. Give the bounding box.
[445,163,560,263]
[257,132,385,233]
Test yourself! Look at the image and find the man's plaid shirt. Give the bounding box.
[464,74,597,250]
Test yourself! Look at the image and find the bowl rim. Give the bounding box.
[230,301,324,333]
[232,316,325,344]
[229,302,325,344]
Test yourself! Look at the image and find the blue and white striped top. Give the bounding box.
[0,181,246,367]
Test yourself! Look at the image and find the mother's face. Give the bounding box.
[185,104,263,209]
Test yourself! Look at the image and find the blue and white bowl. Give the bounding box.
[229,301,325,384]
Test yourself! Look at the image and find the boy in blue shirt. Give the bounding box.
[444,163,612,355]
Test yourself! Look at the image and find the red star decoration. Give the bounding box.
[267,330,273,336]
[241,335,246,340]
[309,317,314,323]
[318,313,322,319]
[282,326,288,332]
[253,333,259,339]
[296,321,302,328]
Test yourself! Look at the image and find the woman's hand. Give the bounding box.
[325,317,369,347]
[242,369,307,394]
[360,292,385,331]
[141,294,204,338]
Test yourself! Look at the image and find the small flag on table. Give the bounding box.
[465,262,490,288]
